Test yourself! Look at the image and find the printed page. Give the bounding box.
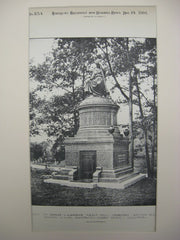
[29,6,157,232]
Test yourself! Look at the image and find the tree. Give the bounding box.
[42,38,98,135]
[30,143,43,162]
[93,37,157,177]
[29,38,98,160]
[29,37,157,176]
[135,38,157,177]
[94,37,146,168]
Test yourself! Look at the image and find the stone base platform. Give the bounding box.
[44,173,146,189]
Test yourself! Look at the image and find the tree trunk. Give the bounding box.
[72,77,78,136]
[126,38,134,168]
[103,40,129,101]
[151,74,156,178]
[144,128,152,177]
[128,71,134,168]
[103,38,134,168]
[82,66,85,99]
[151,125,155,178]
[134,70,152,178]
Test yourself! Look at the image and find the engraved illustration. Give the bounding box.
[29,37,157,206]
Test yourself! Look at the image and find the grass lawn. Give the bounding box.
[31,169,156,206]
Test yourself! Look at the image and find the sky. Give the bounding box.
[29,38,54,65]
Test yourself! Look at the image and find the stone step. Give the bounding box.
[44,173,146,189]
[99,172,138,183]
[44,178,97,189]
[100,168,133,178]
[120,173,146,189]
[115,168,134,178]
[59,169,71,174]
[52,174,69,180]
[118,172,139,183]
[97,173,146,189]
[98,178,119,183]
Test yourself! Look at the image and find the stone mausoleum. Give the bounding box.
[45,63,146,188]
[45,94,146,188]
[65,95,132,182]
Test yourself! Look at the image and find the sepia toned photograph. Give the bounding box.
[29,37,157,207]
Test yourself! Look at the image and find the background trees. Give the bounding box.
[29,37,157,177]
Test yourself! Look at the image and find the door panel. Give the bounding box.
[79,151,96,179]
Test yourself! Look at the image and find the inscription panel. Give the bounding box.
[114,151,129,168]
